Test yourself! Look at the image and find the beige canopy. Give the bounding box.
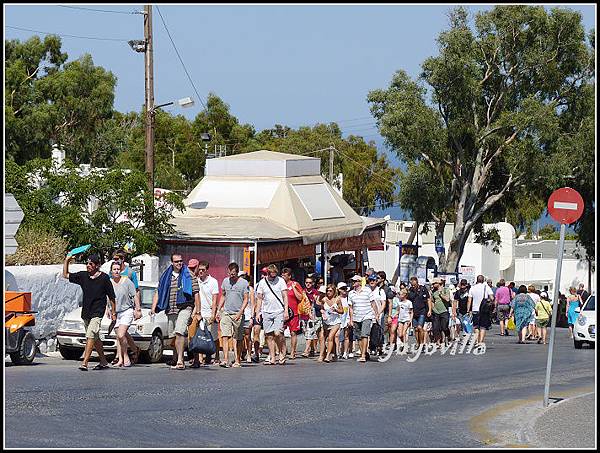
[170,150,373,245]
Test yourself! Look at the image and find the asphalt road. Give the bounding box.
[5,328,595,448]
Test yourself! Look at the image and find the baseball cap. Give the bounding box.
[238,270,247,277]
[188,258,199,268]
[337,282,348,290]
[367,274,378,282]
[318,285,327,293]
[350,275,362,281]
[260,267,269,275]
[432,277,442,284]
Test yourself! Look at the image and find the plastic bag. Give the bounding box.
[507,317,516,331]
[462,314,473,334]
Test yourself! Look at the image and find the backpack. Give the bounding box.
[298,292,312,316]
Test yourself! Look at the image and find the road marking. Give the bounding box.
[553,201,578,210]
[469,385,594,448]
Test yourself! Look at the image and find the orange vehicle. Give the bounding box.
[5,291,37,365]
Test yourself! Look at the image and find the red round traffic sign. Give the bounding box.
[547,187,584,224]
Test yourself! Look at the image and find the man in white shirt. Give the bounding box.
[467,274,494,345]
[348,274,380,363]
[190,260,220,367]
[255,264,289,365]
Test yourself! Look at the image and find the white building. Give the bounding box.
[368,220,595,296]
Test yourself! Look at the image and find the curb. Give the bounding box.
[469,385,595,448]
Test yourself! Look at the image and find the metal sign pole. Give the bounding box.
[543,223,566,407]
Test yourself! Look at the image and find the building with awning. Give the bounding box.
[159,150,386,284]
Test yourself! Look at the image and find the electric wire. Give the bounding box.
[155,6,207,111]
[6,25,128,42]
[57,5,144,15]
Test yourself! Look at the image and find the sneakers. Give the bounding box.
[348,352,354,358]
[342,352,348,360]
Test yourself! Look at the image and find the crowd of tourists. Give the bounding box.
[63,251,592,371]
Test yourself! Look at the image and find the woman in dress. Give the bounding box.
[509,285,535,344]
[320,284,344,362]
[110,262,140,367]
[566,286,582,337]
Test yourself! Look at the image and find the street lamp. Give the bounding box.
[153,96,195,112]
[128,40,146,53]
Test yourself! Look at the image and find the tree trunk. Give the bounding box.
[440,224,471,274]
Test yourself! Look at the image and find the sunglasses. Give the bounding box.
[198,268,207,272]
[173,260,183,263]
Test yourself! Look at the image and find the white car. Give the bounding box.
[56,282,176,362]
[573,295,595,349]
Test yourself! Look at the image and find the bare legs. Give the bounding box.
[115,324,131,366]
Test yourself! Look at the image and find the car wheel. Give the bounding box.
[589,342,595,349]
[140,331,163,363]
[10,331,37,365]
[573,338,583,349]
[58,344,84,361]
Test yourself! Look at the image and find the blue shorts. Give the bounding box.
[412,314,426,328]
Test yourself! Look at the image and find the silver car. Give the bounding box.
[56,282,176,362]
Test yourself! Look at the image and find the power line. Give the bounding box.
[57,5,144,15]
[6,25,128,42]
[155,6,207,111]
[336,146,398,188]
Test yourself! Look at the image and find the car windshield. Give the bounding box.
[140,287,156,309]
[583,296,595,311]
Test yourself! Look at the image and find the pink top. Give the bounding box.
[496,286,512,305]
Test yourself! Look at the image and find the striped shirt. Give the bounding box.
[348,286,375,322]
[167,272,199,315]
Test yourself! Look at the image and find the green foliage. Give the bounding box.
[5,159,184,261]
[5,225,70,266]
[368,5,594,271]
[5,36,116,165]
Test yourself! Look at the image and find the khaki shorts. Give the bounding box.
[220,312,244,340]
[167,307,193,336]
[83,317,102,340]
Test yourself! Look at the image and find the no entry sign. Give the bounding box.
[547,187,584,224]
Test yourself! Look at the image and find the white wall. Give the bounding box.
[513,258,595,295]
[5,264,86,339]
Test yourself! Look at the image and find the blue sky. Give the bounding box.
[5,4,596,223]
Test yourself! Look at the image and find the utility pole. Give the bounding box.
[329,145,334,184]
[144,5,155,195]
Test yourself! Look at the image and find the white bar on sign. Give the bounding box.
[553,201,578,210]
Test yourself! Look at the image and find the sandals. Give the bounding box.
[278,357,286,365]
[301,352,310,358]
[357,357,367,363]
[92,363,110,370]
[170,363,185,370]
[111,357,120,365]
[78,364,88,371]
[231,362,242,368]
[219,362,230,368]
[323,358,331,363]
[263,358,274,365]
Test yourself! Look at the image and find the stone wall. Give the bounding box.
[5,264,86,342]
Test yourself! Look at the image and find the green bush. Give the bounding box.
[5,226,69,265]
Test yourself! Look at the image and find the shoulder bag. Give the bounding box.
[265,278,294,321]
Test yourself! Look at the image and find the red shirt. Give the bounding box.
[287,280,302,314]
